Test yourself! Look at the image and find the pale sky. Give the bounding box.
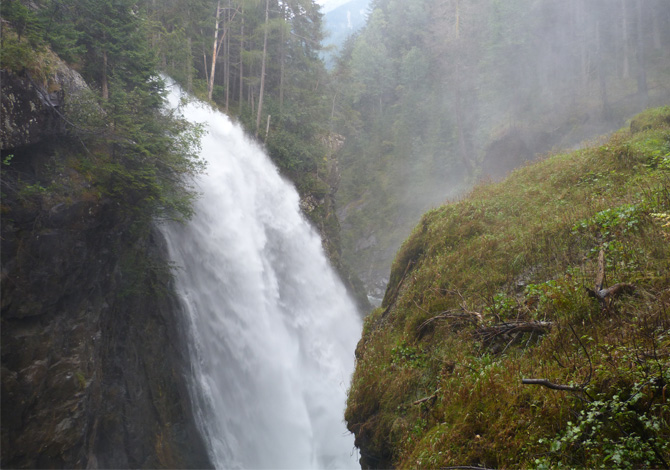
[316,0,353,13]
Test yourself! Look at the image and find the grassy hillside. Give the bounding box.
[345,107,670,469]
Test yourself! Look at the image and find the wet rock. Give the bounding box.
[1,58,89,150]
[1,61,211,468]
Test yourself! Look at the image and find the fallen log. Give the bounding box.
[477,321,553,339]
[418,310,480,333]
[413,389,441,406]
[521,378,580,392]
[586,283,636,302]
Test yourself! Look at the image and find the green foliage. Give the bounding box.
[2,0,206,224]
[536,335,670,469]
[346,107,670,469]
[572,204,643,242]
[391,340,427,369]
[1,0,43,43]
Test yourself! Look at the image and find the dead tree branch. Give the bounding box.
[413,389,441,406]
[586,249,636,309]
[521,378,580,392]
[476,321,553,342]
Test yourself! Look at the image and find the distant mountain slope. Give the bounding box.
[321,0,370,66]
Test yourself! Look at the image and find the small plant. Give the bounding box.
[572,204,642,241]
[535,387,669,469]
[391,340,427,369]
[484,292,517,319]
[18,182,47,198]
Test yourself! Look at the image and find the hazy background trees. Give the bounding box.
[329,0,670,297]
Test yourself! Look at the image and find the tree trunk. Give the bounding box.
[279,2,286,114]
[187,37,193,93]
[102,49,109,100]
[597,21,611,119]
[651,0,662,49]
[208,0,222,100]
[454,60,474,176]
[255,0,269,137]
[635,0,648,107]
[224,0,231,112]
[239,11,244,114]
[621,0,630,79]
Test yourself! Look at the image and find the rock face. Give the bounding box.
[1,67,211,468]
[0,60,88,150]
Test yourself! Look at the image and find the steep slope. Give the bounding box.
[345,107,670,469]
[1,48,210,470]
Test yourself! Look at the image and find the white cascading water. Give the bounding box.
[160,83,362,469]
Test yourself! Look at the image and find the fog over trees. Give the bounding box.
[329,0,670,296]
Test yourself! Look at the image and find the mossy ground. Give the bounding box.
[345,107,670,469]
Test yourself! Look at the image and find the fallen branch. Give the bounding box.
[413,388,441,406]
[440,467,497,470]
[587,249,636,309]
[521,378,580,392]
[587,283,636,302]
[418,310,480,333]
[477,321,553,339]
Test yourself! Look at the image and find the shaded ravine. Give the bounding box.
[160,83,361,469]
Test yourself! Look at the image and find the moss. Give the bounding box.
[346,107,670,469]
[629,106,670,134]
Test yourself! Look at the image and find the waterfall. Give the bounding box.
[159,83,362,469]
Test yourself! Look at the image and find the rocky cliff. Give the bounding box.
[1,64,211,468]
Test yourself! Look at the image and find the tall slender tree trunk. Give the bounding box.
[102,49,109,100]
[187,37,193,93]
[455,0,460,39]
[621,0,630,79]
[635,0,648,106]
[255,0,269,137]
[454,59,473,177]
[597,21,611,119]
[279,2,286,114]
[577,0,588,93]
[224,0,231,112]
[239,11,244,114]
[208,0,222,100]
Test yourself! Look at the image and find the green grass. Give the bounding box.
[345,106,670,469]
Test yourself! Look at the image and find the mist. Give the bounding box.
[330,0,670,298]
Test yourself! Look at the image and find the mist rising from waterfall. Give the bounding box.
[160,83,361,469]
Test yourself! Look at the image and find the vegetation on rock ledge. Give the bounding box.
[345,107,670,469]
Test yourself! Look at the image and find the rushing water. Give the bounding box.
[160,83,362,469]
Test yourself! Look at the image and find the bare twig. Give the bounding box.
[440,466,497,470]
[477,321,552,340]
[413,389,441,406]
[521,378,580,392]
